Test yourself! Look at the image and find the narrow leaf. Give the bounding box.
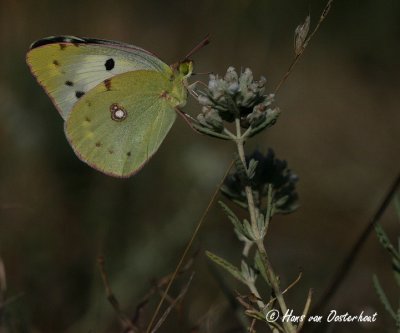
[206,251,246,284]
[254,251,270,286]
[395,194,400,222]
[241,260,256,283]
[219,201,248,239]
[241,261,251,280]
[256,212,266,239]
[243,219,256,241]
[373,274,396,319]
[374,222,400,287]
[191,123,231,140]
[393,261,400,288]
[375,224,400,262]
[245,309,268,321]
[231,199,248,209]
[396,306,400,332]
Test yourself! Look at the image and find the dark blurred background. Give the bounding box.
[0,0,399,332]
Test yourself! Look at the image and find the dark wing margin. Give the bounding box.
[29,36,157,57]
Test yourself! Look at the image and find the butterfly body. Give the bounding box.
[27,36,193,177]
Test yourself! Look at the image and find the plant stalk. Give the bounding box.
[234,118,296,333]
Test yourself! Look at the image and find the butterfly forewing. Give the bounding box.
[27,36,170,119]
[65,70,179,177]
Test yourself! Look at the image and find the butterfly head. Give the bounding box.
[172,34,209,80]
[177,59,193,79]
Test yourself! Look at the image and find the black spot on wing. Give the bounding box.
[75,91,85,99]
[105,58,115,71]
[65,80,74,86]
[53,60,60,66]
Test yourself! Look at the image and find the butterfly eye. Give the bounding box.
[179,61,193,77]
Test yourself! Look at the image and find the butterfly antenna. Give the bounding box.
[183,34,210,60]
[192,71,213,76]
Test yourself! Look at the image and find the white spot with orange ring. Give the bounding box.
[110,103,127,121]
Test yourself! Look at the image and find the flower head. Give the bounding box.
[222,149,299,214]
[194,67,280,138]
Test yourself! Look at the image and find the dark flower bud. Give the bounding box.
[221,149,299,214]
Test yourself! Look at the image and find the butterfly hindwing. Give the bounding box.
[26,36,170,119]
[65,70,178,177]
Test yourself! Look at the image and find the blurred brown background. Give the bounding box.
[0,0,399,332]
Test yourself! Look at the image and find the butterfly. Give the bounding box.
[26,36,208,177]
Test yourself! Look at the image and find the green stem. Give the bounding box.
[255,241,293,327]
[234,118,296,333]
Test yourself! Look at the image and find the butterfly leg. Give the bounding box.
[186,80,208,99]
[175,107,233,140]
[174,107,200,132]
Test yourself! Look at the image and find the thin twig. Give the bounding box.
[310,172,400,316]
[283,271,303,296]
[266,271,303,308]
[97,256,137,333]
[0,257,5,328]
[131,255,195,326]
[274,0,335,95]
[150,273,195,333]
[146,161,234,333]
[0,257,6,303]
[297,289,313,332]
[249,318,256,333]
